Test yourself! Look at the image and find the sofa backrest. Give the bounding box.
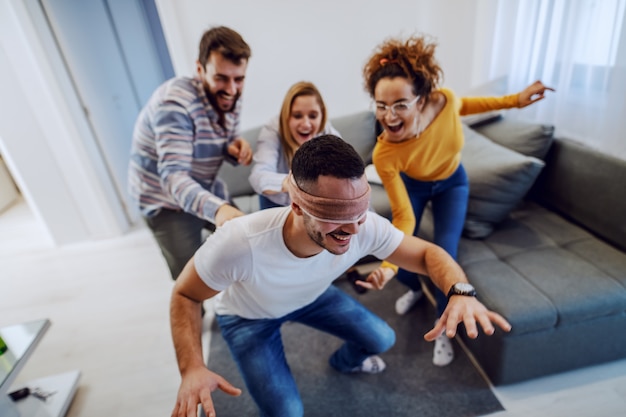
[218,126,261,198]
[530,138,626,251]
[219,110,379,199]
[330,111,379,163]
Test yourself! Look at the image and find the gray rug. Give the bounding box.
[206,278,503,417]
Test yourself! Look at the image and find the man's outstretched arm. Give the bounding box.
[384,235,512,339]
[170,257,241,417]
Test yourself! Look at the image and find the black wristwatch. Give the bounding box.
[447,283,477,299]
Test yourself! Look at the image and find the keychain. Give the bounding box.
[8,387,56,402]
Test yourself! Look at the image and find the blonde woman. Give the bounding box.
[250,81,340,209]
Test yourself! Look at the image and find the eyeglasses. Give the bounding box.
[375,96,420,116]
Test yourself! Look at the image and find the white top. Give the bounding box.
[194,207,404,319]
[248,116,341,206]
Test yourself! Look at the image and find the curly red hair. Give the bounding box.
[363,35,443,103]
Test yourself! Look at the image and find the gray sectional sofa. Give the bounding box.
[219,110,626,386]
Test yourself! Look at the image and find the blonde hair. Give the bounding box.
[363,34,443,104]
[278,82,327,167]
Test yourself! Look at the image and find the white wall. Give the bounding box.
[156,0,500,130]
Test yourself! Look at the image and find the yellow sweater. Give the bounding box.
[373,88,519,272]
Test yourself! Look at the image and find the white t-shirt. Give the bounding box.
[194,207,404,319]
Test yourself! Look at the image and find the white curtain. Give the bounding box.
[490,0,626,160]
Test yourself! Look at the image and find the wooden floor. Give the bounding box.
[1,197,625,417]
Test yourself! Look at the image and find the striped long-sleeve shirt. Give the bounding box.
[128,76,241,223]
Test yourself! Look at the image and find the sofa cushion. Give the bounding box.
[483,204,591,258]
[567,238,626,287]
[506,246,626,325]
[459,202,626,335]
[472,118,555,160]
[460,257,558,335]
[461,125,545,238]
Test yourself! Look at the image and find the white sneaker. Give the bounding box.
[395,290,423,315]
[433,320,454,367]
[351,355,386,374]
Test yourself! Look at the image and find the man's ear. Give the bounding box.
[291,202,303,216]
[196,60,204,77]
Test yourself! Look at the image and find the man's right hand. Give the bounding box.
[171,367,241,417]
[215,204,245,227]
[227,136,253,165]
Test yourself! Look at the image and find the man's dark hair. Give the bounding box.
[291,135,365,186]
[198,26,251,67]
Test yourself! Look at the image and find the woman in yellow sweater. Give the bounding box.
[362,35,553,366]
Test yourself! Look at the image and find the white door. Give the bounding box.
[35,0,174,219]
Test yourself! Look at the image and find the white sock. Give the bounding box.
[351,355,386,374]
[433,320,454,367]
[395,289,423,315]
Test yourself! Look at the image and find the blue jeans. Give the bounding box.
[259,194,282,210]
[396,164,469,316]
[216,285,395,417]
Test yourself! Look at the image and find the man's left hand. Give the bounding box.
[215,204,245,227]
[424,296,512,341]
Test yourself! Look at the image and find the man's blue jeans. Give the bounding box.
[216,285,396,417]
[396,164,469,316]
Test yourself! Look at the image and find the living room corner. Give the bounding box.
[1,1,625,416]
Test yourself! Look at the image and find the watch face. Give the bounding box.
[455,283,474,292]
[448,283,476,298]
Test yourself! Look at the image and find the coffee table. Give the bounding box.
[0,319,80,417]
